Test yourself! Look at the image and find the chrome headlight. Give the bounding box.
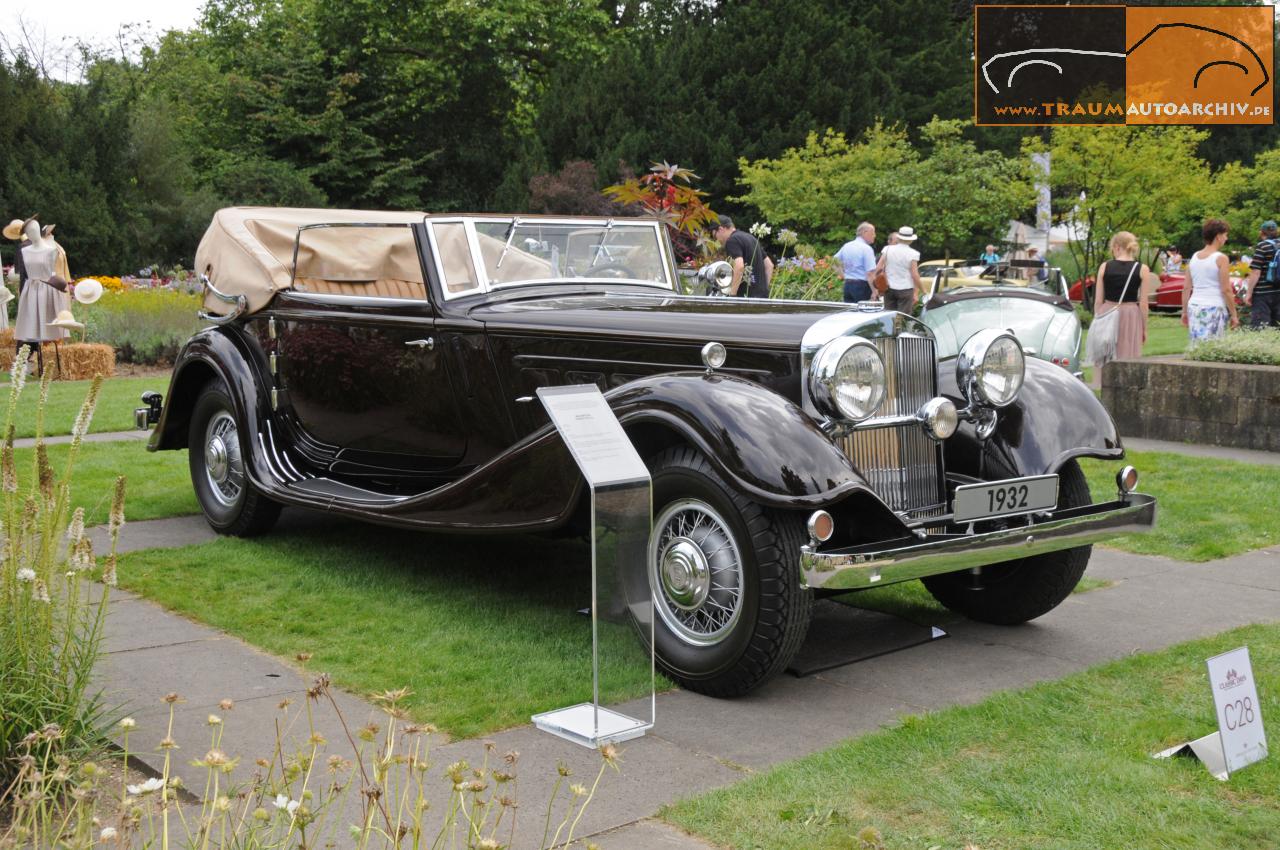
[810,337,886,422]
[956,329,1025,408]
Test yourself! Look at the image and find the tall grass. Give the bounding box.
[83,289,205,365]
[0,349,123,792]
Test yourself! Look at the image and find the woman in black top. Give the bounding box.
[1092,231,1151,385]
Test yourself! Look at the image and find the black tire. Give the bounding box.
[643,446,811,696]
[922,459,1092,625]
[188,381,282,537]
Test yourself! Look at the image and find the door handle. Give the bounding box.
[406,338,434,350]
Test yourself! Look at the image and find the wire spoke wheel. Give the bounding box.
[202,410,245,509]
[649,498,744,647]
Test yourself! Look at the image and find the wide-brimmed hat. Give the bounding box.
[47,309,84,331]
[41,224,56,237]
[895,226,917,242]
[73,278,103,304]
[3,219,24,240]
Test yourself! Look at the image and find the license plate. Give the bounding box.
[952,475,1059,523]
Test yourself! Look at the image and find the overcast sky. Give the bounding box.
[6,0,207,78]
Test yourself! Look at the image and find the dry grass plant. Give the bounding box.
[3,676,620,849]
[0,354,618,847]
[0,347,120,798]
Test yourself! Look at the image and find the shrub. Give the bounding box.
[1185,328,1280,366]
[0,357,122,791]
[769,255,842,302]
[82,289,204,365]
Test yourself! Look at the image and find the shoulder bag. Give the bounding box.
[1084,260,1138,366]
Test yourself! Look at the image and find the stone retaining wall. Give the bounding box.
[1102,358,1280,451]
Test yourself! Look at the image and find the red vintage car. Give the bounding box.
[1069,271,1247,312]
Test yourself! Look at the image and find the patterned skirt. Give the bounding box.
[1187,302,1228,343]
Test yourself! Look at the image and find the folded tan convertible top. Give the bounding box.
[195,207,428,316]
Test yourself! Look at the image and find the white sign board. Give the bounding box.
[1207,646,1268,775]
[537,385,649,487]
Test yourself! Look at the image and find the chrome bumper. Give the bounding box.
[800,493,1157,590]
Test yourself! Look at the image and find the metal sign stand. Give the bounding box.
[531,385,655,748]
[1154,646,1269,781]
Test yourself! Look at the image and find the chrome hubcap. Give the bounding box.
[648,499,744,647]
[203,411,244,509]
[660,539,711,610]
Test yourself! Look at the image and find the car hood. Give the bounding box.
[467,290,850,348]
[923,296,1067,360]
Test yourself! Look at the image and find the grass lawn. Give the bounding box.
[664,622,1280,850]
[117,524,660,739]
[1079,450,1280,561]
[17,440,196,525]
[6,375,170,438]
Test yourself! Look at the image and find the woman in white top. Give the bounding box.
[1182,218,1240,343]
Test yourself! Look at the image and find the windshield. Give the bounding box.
[462,218,674,291]
[933,261,1065,298]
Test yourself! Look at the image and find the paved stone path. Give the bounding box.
[95,506,1279,849]
[14,429,148,449]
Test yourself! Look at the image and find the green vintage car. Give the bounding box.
[919,258,1083,378]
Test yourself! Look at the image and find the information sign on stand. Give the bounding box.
[531,385,655,748]
[1154,646,1268,780]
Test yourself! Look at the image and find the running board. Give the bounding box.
[284,477,409,506]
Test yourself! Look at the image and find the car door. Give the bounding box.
[271,225,467,473]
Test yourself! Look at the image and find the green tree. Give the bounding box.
[893,118,1035,260]
[1027,126,1221,292]
[734,124,916,248]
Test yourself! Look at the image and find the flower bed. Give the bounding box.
[769,255,842,302]
[81,289,204,365]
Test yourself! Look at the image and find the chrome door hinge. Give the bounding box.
[268,317,278,340]
[270,353,278,376]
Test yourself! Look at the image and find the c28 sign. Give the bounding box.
[1206,647,1269,775]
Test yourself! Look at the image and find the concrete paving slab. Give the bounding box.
[1122,436,1280,466]
[573,819,719,849]
[88,514,220,555]
[1085,547,1183,582]
[621,676,917,771]
[817,631,1083,711]
[102,596,223,652]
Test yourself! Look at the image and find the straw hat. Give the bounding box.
[895,225,918,242]
[3,219,24,240]
[73,278,103,304]
[47,309,85,331]
[41,224,56,237]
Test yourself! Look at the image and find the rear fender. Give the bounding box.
[149,327,269,454]
[941,356,1123,479]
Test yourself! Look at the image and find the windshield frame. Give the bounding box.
[423,214,679,301]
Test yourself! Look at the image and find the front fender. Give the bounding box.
[941,356,1123,478]
[148,326,268,452]
[608,372,871,509]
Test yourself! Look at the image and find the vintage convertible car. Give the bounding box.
[920,259,1083,376]
[138,208,1156,697]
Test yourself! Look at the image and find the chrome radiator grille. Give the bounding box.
[839,336,946,517]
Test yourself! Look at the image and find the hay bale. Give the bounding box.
[0,338,116,381]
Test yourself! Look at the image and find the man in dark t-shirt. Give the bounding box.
[713,215,772,298]
[1245,219,1280,329]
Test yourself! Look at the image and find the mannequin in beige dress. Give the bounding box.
[16,218,70,352]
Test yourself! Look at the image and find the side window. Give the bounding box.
[292,225,426,300]
[433,222,480,295]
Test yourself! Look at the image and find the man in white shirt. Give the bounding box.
[876,226,923,313]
